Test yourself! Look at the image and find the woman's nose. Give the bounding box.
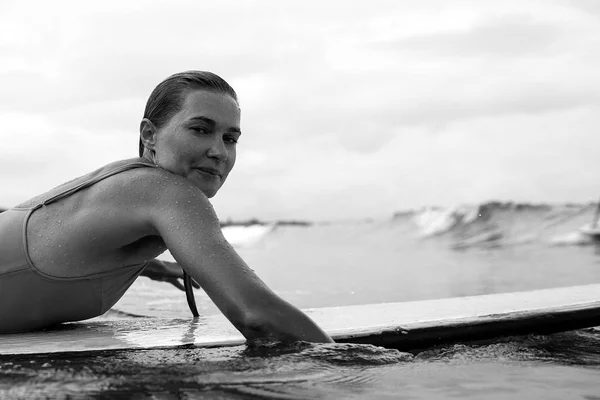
[207,138,227,161]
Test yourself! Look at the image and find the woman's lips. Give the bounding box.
[196,167,221,178]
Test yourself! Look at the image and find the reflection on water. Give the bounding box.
[1,330,599,399]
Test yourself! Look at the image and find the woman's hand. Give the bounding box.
[140,259,200,291]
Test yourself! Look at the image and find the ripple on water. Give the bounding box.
[0,341,412,399]
[2,332,600,399]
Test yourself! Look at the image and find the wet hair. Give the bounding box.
[139,70,238,156]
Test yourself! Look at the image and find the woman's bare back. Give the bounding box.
[23,160,170,278]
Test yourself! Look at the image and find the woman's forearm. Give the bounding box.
[241,297,334,343]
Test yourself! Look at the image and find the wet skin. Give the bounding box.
[23,90,241,278]
[19,89,332,343]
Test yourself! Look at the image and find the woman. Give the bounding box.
[0,71,333,343]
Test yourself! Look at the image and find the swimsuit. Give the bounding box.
[0,159,156,333]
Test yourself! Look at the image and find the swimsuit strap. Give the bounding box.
[41,160,156,207]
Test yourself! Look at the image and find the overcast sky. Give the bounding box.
[1,0,599,221]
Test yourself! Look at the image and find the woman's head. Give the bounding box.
[139,71,238,157]
[139,71,241,198]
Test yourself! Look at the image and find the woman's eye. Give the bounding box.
[191,127,209,134]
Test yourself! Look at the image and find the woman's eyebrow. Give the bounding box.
[189,116,241,134]
[189,116,216,127]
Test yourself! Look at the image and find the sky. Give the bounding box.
[1,0,599,221]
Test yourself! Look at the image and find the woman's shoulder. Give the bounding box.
[107,162,210,207]
[109,165,218,231]
[123,162,199,191]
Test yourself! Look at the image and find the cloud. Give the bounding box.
[0,0,289,113]
[233,61,600,159]
[375,14,565,58]
[0,110,134,206]
[563,0,600,17]
[2,0,600,219]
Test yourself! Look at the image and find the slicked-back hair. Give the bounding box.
[139,71,239,156]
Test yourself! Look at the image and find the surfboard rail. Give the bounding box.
[1,284,599,355]
[333,298,600,351]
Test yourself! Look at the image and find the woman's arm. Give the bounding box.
[148,175,333,343]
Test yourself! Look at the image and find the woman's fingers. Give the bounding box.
[162,260,201,288]
[147,259,201,291]
[170,278,185,291]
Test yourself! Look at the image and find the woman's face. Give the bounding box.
[150,89,241,198]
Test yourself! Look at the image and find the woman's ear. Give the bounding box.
[139,118,158,154]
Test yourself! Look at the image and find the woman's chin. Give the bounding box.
[197,184,220,198]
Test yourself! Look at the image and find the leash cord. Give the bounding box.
[183,271,199,317]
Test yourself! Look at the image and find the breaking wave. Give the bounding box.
[218,201,600,252]
[154,201,600,263]
[393,201,599,250]
[221,223,276,248]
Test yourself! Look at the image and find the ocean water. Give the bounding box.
[2,202,600,399]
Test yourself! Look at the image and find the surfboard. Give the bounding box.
[1,284,599,356]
